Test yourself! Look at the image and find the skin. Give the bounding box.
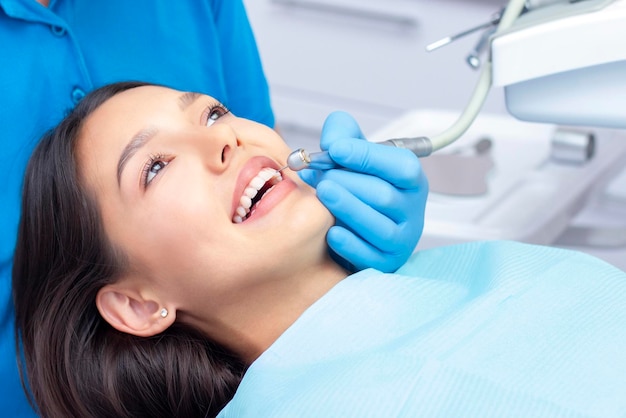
[76,85,348,362]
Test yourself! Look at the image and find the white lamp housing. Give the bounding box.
[491,0,626,128]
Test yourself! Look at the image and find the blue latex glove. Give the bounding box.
[299,111,429,273]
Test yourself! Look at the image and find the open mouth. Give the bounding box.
[233,167,283,223]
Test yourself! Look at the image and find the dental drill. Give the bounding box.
[284,137,433,171]
[282,0,527,172]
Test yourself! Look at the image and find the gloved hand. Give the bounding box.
[299,111,429,273]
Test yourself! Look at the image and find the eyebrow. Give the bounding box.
[178,91,201,111]
[117,127,158,186]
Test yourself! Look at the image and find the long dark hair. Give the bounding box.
[12,82,245,417]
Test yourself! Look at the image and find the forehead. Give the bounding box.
[78,86,181,149]
[87,85,180,128]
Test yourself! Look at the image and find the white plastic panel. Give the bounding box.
[504,60,626,129]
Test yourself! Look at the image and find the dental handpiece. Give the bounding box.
[284,137,433,171]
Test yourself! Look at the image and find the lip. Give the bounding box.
[231,156,294,223]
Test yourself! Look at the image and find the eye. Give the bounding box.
[142,155,169,187]
[204,103,230,127]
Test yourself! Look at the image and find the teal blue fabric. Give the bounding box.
[219,241,626,417]
[0,1,272,415]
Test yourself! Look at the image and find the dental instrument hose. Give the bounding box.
[286,0,527,172]
[420,0,526,151]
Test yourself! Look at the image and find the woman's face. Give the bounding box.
[77,85,334,321]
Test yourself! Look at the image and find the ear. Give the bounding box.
[96,283,175,337]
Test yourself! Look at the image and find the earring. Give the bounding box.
[160,308,168,318]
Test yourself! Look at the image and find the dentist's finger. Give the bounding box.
[320,111,366,150]
[316,180,406,249]
[318,170,421,223]
[327,139,424,190]
[326,226,406,273]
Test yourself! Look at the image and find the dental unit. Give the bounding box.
[283,0,626,172]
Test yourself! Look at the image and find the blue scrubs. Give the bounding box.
[0,0,273,414]
[219,241,626,417]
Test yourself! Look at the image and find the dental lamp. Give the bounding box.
[422,0,626,155]
[491,0,626,129]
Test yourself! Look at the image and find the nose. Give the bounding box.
[196,124,239,172]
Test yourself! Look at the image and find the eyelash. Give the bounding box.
[141,153,168,188]
[203,102,230,127]
[141,102,230,188]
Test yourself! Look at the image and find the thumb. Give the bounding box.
[320,111,366,150]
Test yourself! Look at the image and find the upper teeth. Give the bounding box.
[233,167,283,223]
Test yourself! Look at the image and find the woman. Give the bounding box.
[14,82,626,418]
[13,81,366,417]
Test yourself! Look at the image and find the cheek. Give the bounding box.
[109,191,227,277]
[122,213,230,291]
[145,195,222,251]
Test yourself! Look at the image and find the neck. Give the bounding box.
[36,0,50,7]
[242,258,348,363]
[192,255,349,364]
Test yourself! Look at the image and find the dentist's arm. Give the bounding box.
[299,111,429,272]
